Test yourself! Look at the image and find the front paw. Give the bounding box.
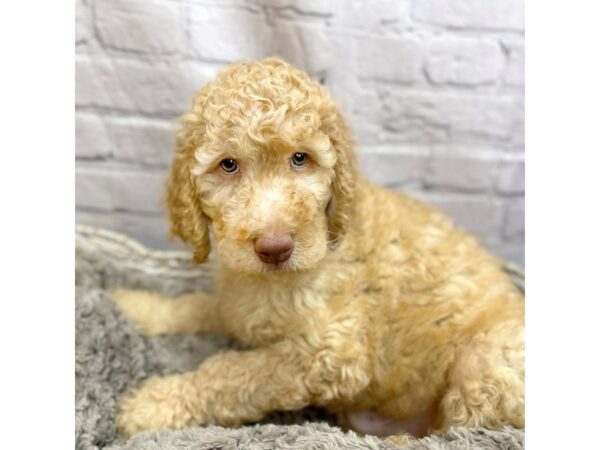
[116,374,202,439]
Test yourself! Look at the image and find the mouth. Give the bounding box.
[258,260,294,273]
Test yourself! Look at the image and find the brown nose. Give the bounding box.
[254,233,294,264]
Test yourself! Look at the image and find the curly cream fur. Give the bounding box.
[113,58,524,441]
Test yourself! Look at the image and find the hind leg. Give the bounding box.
[438,321,524,430]
[111,289,221,336]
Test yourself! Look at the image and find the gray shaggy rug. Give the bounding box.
[75,225,525,450]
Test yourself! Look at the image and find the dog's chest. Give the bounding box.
[218,280,328,347]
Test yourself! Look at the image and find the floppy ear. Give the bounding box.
[165,114,211,264]
[325,109,357,247]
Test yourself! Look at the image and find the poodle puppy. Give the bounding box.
[113,58,524,443]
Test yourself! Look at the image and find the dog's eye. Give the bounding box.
[290,152,308,168]
[220,158,239,174]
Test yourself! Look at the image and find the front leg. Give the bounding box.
[116,342,311,438]
[111,289,221,336]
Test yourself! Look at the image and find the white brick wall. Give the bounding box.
[75,0,525,266]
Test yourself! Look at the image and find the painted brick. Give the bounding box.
[76,210,186,251]
[503,41,525,88]
[503,198,525,240]
[489,240,524,266]
[95,0,184,54]
[312,31,355,93]
[509,98,525,146]
[76,168,114,211]
[352,122,391,146]
[381,118,451,144]
[76,0,93,46]
[259,0,334,15]
[482,236,524,266]
[117,213,176,250]
[425,36,503,85]
[75,210,116,230]
[192,0,246,5]
[382,92,518,141]
[358,146,425,186]
[424,152,497,192]
[76,56,128,109]
[272,22,334,76]
[76,56,218,115]
[356,35,424,83]
[413,0,524,31]
[76,166,166,213]
[409,192,504,237]
[76,113,111,159]
[497,159,525,195]
[188,6,272,62]
[105,118,176,166]
[332,0,411,31]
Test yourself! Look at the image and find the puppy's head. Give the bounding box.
[166,58,356,273]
